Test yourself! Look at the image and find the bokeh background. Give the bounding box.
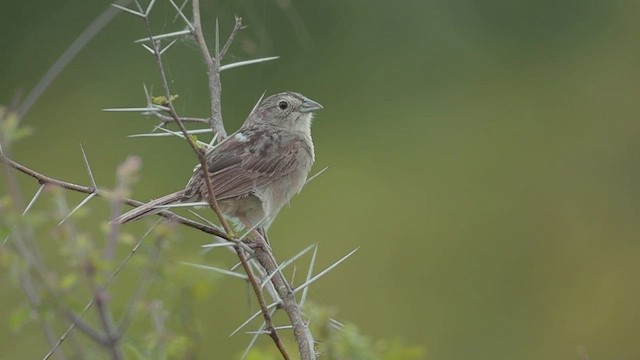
[2,0,640,359]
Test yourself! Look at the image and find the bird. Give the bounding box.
[113,91,323,235]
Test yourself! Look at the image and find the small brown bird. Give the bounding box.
[113,92,322,231]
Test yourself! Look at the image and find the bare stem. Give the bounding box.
[141,15,235,237]
[255,248,316,360]
[155,114,209,125]
[90,278,123,360]
[0,155,228,239]
[236,248,291,360]
[144,11,298,358]
[118,234,164,335]
[220,16,243,60]
[192,0,227,138]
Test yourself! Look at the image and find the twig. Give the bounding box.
[1,133,67,359]
[2,153,319,359]
[0,155,228,239]
[220,16,243,60]
[141,14,234,237]
[192,0,228,138]
[254,248,316,360]
[89,277,123,359]
[155,114,209,125]
[236,248,291,359]
[118,233,164,335]
[42,221,161,360]
[138,10,295,358]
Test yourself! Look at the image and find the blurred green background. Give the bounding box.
[2,0,640,359]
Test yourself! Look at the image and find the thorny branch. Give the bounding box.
[2,2,321,359]
[145,45,294,360]
[184,6,316,359]
[140,13,235,237]
[192,0,229,138]
[0,155,227,239]
[137,5,297,359]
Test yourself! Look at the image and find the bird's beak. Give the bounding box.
[299,97,324,113]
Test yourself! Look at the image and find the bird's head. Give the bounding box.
[248,92,323,133]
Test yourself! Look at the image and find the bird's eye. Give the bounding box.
[278,101,289,110]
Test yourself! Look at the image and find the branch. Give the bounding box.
[155,114,209,125]
[236,248,291,360]
[136,5,314,353]
[0,154,228,239]
[254,248,316,360]
[220,16,243,60]
[192,0,229,138]
[137,9,298,358]
[141,13,235,238]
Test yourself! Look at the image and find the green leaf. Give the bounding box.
[151,94,179,106]
[9,307,33,333]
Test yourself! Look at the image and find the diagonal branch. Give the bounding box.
[0,154,228,239]
[254,248,316,360]
[140,13,234,237]
[220,16,243,60]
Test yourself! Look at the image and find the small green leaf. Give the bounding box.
[151,94,179,106]
[9,307,33,333]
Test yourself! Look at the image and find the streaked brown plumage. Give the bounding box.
[113,92,322,230]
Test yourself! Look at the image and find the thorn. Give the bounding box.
[143,83,152,106]
[305,166,329,185]
[159,39,178,55]
[79,143,97,189]
[200,241,238,249]
[246,324,292,334]
[128,128,213,138]
[187,209,219,228]
[145,0,157,17]
[240,322,264,360]
[261,244,316,289]
[220,56,280,72]
[103,106,162,112]
[207,132,219,148]
[128,127,211,147]
[58,193,96,226]
[300,244,319,307]
[168,0,194,30]
[230,302,279,337]
[180,262,248,280]
[23,184,45,216]
[294,248,359,294]
[215,18,220,61]
[250,91,267,116]
[230,261,243,272]
[155,201,209,209]
[141,43,155,54]
[133,0,144,12]
[133,29,192,43]
[111,3,145,17]
[237,207,281,243]
[329,318,345,331]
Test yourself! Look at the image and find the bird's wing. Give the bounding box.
[185,128,310,200]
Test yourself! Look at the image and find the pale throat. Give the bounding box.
[295,113,315,162]
[293,113,314,135]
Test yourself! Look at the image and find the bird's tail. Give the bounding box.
[113,189,188,224]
